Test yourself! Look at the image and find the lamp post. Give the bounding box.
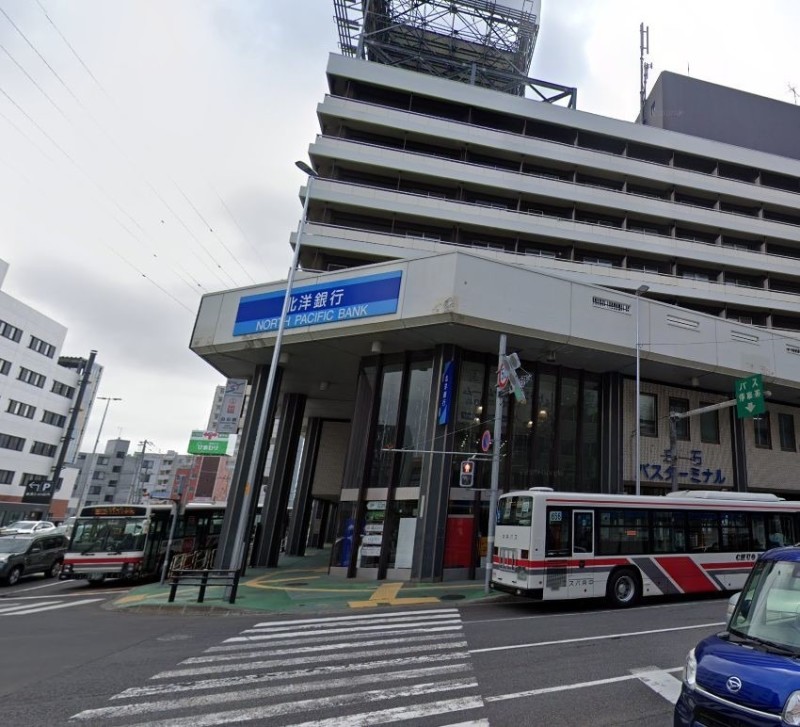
[75,396,121,516]
[635,285,649,496]
[227,160,318,576]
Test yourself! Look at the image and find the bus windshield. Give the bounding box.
[70,517,147,553]
[497,495,533,526]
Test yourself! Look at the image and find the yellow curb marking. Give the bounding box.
[348,582,440,608]
[114,593,152,605]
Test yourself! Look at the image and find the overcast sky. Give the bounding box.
[1,0,798,455]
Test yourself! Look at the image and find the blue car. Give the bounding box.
[675,546,800,726]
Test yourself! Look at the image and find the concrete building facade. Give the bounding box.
[0,259,98,523]
[191,10,800,582]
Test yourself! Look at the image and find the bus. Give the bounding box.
[61,501,253,583]
[61,504,175,583]
[490,488,799,607]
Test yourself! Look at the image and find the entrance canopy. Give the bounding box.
[190,250,800,412]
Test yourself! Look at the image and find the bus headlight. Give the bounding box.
[683,648,697,688]
[783,692,800,725]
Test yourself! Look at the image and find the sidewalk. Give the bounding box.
[111,548,507,615]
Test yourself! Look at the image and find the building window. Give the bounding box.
[0,319,22,343]
[18,367,46,388]
[754,413,772,449]
[0,433,25,451]
[7,399,35,419]
[51,381,75,398]
[0,358,10,375]
[30,441,58,457]
[640,393,657,437]
[41,410,67,427]
[0,469,13,485]
[28,335,56,358]
[669,398,690,441]
[700,403,720,444]
[779,413,796,452]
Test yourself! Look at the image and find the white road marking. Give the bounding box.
[152,648,468,680]
[0,598,104,615]
[116,696,486,727]
[228,620,463,641]
[485,667,682,703]
[248,608,459,629]
[72,677,477,721]
[114,663,472,700]
[0,600,61,613]
[182,636,467,664]
[632,666,684,704]
[70,608,484,726]
[470,621,725,653]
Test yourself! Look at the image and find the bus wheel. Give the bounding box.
[606,568,640,608]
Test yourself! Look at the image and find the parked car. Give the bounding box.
[0,520,56,536]
[0,533,68,585]
[675,546,800,726]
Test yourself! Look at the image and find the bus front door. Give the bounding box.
[569,510,596,599]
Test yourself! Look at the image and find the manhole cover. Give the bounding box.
[439,594,466,601]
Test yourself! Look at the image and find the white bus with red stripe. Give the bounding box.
[61,504,174,583]
[490,488,799,607]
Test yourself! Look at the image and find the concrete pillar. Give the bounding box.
[252,392,307,567]
[215,363,281,570]
[285,417,323,556]
[411,344,458,582]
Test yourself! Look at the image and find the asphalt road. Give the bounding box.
[1,583,729,727]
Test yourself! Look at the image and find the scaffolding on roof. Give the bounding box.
[333,0,576,105]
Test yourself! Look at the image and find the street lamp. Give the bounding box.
[635,285,649,496]
[74,396,121,516]
[227,159,318,575]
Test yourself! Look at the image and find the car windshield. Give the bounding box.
[729,558,800,652]
[0,537,32,553]
[69,517,147,552]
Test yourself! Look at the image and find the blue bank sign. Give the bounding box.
[233,271,402,337]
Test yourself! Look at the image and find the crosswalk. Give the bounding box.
[0,595,105,615]
[69,607,488,726]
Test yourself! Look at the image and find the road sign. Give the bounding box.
[735,373,766,418]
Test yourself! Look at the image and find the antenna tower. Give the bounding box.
[639,22,653,124]
[332,0,576,105]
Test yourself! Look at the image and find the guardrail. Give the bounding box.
[167,568,240,604]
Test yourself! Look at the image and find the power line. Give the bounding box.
[31,0,252,288]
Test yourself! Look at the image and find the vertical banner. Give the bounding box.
[438,360,454,425]
[217,378,247,434]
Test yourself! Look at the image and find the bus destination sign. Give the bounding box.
[82,506,147,517]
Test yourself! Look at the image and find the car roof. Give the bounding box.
[761,546,800,562]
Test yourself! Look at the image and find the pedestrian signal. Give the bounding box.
[460,459,475,488]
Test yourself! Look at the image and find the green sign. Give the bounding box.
[735,374,766,419]
[187,431,235,456]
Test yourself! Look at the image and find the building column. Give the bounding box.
[411,344,458,582]
[285,416,323,556]
[252,392,307,567]
[215,363,281,570]
[600,371,624,494]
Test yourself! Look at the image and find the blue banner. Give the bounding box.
[233,271,402,336]
[438,360,454,425]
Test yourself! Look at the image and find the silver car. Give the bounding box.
[0,520,56,536]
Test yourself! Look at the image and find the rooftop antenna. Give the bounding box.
[639,22,653,124]
[789,83,799,104]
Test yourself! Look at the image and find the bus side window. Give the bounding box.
[546,509,570,556]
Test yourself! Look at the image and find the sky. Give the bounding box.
[1,0,799,455]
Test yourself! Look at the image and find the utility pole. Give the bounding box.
[128,440,153,503]
[485,334,506,594]
[74,395,121,516]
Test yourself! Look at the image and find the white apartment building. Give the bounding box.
[0,258,99,522]
[192,1,800,581]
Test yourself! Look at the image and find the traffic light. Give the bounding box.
[460,459,475,488]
